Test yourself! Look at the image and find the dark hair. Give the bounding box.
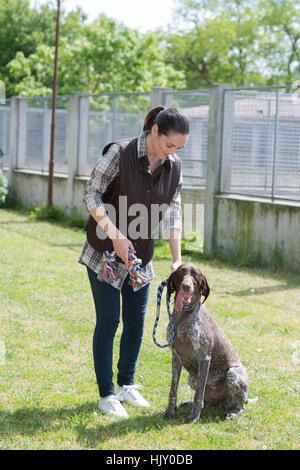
[143,106,189,135]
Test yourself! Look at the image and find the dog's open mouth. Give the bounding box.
[175,292,194,312]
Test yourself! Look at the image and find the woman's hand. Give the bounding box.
[112,232,136,268]
[90,207,136,268]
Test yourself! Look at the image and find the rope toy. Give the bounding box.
[101,250,118,283]
[101,249,149,288]
[101,252,175,348]
[152,278,175,348]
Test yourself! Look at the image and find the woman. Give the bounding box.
[78,106,189,418]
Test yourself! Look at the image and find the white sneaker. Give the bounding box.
[116,384,150,408]
[98,394,129,419]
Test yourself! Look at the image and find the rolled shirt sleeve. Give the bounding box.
[161,168,183,238]
[83,143,120,213]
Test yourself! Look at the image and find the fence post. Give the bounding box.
[271,88,280,200]
[77,93,89,176]
[42,98,51,174]
[221,87,235,192]
[17,98,27,169]
[150,87,173,107]
[0,104,8,165]
[204,84,229,255]
[7,97,19,188]
[65,92,80,215]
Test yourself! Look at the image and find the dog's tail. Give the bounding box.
[246,397,258,405]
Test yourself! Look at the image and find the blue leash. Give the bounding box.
[152,278,175,348]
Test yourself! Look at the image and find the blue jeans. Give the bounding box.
[86,266,150,398]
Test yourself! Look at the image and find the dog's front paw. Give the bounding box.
[163,408,177,420]
[184,413,200,424]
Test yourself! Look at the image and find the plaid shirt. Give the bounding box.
[78,130,182,291]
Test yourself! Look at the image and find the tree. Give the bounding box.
[258,0,300,84]
[0,0,55,96]
[166,0,264,88]
[0,0,87,97]
[8,15,185,97]
[166,0,299,88]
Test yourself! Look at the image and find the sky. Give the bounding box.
[30,0,176,32]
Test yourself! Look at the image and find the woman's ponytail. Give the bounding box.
[143,106,189,136]
[143,106,166,131]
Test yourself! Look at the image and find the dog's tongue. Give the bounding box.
[175,293,184,312]
[175,292,192,312]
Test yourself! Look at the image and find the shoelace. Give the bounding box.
[124,384,142,392]
[117,384,143,398]
[106,395,124,408]
[101,249,149,288]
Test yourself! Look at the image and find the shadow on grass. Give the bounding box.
[0,220,33,224]
[231,284,299,296]
[79,406,225,449]
[181,251,300,289]
[0,401,225,448]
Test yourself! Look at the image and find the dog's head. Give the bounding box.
[167,263,210,312]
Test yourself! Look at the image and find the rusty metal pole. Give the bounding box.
[47,0,61,208]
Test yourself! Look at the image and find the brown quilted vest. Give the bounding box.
[84,137,181,267]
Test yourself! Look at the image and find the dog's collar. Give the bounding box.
[182,300,201,311]
[182,304,193,311]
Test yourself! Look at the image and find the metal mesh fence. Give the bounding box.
[78,92,151,175]
[220,87,300,202]
[0,99,10,168]
[1,87,299,201]
[17,96,70,173]
[161,90,210,187]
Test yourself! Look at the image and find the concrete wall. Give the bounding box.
[4,168,89,218]
[8,169,70,211]
[213,195,300,272]
[3,167,205,240]
[204,85,300,273]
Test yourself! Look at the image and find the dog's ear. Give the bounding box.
[199,272,210,303]
[167,271,177,299]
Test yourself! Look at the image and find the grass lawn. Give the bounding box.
[0,207,299,450]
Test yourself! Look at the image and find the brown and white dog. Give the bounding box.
[164,263,256,424]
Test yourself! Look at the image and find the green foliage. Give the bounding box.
[257,0,300,84]
[5,6,185,97]
[181,230,203,253]
[29,203,67,223]
[168,0,300,88]
[0,173,8,204]
[2,0,299,97]
[68,208,87,229]
[28,203,86,229]
[0,0,58,96]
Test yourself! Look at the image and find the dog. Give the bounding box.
[164,263,256,424]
